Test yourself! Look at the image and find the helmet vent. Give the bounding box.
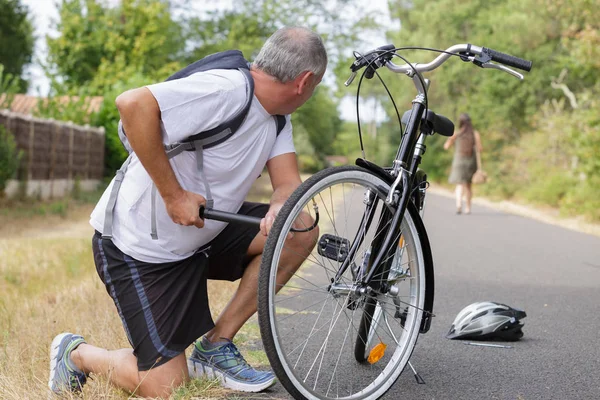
[471,310,488,321]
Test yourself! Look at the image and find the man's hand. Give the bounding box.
[263,152,304,238]
[164,189,206,229]
[261,203,305,240]
[260,204,282,237]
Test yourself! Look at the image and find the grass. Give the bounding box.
[0,175,279,399]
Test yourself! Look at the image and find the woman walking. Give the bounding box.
[444,113,483,214]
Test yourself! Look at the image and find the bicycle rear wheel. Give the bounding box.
[258,166,426,400]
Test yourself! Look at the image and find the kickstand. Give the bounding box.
[408,361,425,384]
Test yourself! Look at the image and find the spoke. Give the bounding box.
[359,300,411,346]
[303,287,354,385]
[326,304,354,397]
[293,293,333,369]
[285,303,355,361]
[273,284,331,304]
[276,297,336,325]
[278,268,335,291]
[264,172,427,399]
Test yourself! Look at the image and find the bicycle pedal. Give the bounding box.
[318,234,350,262]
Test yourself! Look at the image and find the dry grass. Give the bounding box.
[0,176,278,399]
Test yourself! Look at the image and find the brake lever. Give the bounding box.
[480,62,524,80]
[345,71,357,86]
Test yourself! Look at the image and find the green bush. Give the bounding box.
[297,154,325,173]
[522,170,577,207]
[562,177,600,222]
[0,125,22,193]
[91,72,153,176]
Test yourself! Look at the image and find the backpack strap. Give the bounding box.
[275,114,286,136]
[105,62,287,242]
[149,67,254,240]
[185,68,254,147]
[102,154,133,239]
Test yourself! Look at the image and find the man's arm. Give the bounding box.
[115,87,205,228]
[261,153,302,236]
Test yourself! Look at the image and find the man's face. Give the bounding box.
[299,73,323,104]
[283,72,323,114]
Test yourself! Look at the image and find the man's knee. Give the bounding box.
[288,211,319,253]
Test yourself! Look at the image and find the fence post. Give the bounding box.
[85,126,91,179]
[49,120,59,198]
[68,122,74,182]
[28,115,34,181]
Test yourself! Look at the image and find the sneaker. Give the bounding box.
[188,338,276,392]
[48,333,88,394]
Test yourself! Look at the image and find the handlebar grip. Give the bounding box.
[376,44,396,52]
[482,47,532,72]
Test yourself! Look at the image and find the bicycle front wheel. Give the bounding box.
[258,166,427,400]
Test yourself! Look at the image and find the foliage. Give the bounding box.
[184,0,380,159]
[44,0,187,174]
[0,0,34,92]
[294,87,342,158]
[44,0,370,169]
[36,0,600,219]
[91,72,153,175]
[34,94,99,125]
[185,0,381,66]
[366,0,600,221]
[46,0,185,95]
[0,125,22,193]
[0,64,22,109]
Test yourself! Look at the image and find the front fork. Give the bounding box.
[364,141,428,288]
[330,100,429,297]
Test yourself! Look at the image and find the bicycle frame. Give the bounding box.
[362,75,429,287]
[337,41,533,291]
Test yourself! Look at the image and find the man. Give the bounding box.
[48,26,327,398]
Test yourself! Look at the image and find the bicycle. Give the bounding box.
[201,42,532,400]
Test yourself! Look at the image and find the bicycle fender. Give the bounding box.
[406,202,435,334]
[355,158,435,333]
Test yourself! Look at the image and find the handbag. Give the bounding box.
[472,145,488,184]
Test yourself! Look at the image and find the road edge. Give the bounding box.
[428,184,600,238]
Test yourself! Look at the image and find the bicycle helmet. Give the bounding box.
[446,301,526,341]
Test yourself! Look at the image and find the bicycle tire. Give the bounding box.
[258,166,427,400]
[354,296,378,362]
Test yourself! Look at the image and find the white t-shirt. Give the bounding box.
[90,69,295,263]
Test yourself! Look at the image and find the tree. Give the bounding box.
[44,0,381,171]
[377,0,600,220]
[44,0,189,174]
[184,0,379,159]
[46,0,186,95]
[0,0,34,92]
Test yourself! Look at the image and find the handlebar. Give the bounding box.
[345,43,532,86]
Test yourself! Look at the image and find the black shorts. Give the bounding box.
[92,202,269,371]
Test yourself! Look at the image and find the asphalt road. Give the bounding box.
[242,192,600,400]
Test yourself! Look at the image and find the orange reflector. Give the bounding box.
[398,235,405,248]
[367,342,387,364]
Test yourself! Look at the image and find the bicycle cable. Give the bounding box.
[352,46,468,160]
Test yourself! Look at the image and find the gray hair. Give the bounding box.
[254,27,327,83]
